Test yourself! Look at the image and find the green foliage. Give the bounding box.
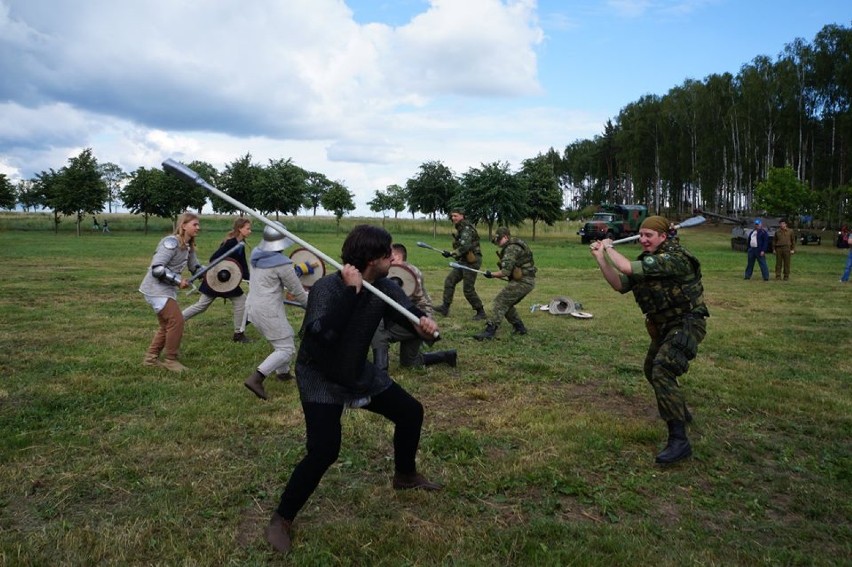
[755,166,811,219]
[520,154,564,239]
[0,173,15,210]
[53,148,109,233]
[459,160,527,239]
[320,181,355,230]
[257,158,306,219]
[406,160,460,222]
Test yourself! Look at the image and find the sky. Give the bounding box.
[1,0,849,216]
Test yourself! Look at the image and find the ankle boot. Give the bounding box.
[433,303,449,316]
[472,309,486,321]
[372,347,389,375]
[511,321,528,335]
[392,471,442,491]
[232,331,253,343]
[244,370,268,400]
[160,358,188,372]
[265,512,293,554]
[142,353,160,367]
[474,323,497,341]
[422,349,457,367]
[655,420,692,464]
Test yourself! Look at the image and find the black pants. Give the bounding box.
[276,382,424,520]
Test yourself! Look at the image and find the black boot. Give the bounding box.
[265,512,293,554]
[472,309,486,321]
[422,350,457,367]
[233,331,253,343]
[372,347,389,375]
[511,321,528,335]
[474,323,497,341]
[433,303,449,316]
[244,369,268,400]
[655,420,692,464]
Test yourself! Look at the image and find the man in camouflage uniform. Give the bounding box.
[474,227,536,340]
[434,208,486,320]
[772,219,796,280]
[372,243,457,371]
[590,215,709,465]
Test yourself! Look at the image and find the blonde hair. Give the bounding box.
[224,217,251,244]
[174,212,200,250]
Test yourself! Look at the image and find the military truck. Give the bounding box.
[578,204,648,244]
[697,210,779,252]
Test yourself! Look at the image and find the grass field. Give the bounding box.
[1,213,850,566]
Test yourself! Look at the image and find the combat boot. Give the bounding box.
[474,323,497,341]
[472,308,486,321]
[433,303,449,317]
[511,321,528,335]
[655,420,692,464]
[392,471,442,491]
[232,331,253,343]
[422,350,457,367]
[244,369,268,400]
[265,512,293,554]
[160,357,188,372]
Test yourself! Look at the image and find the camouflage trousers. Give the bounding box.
[442,256,484,312]
[643,315,706,422]
[488,277,534,328]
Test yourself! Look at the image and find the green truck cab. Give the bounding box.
[578,204,648,244]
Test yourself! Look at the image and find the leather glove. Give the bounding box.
[484,270,494,278]
[441,250,452,258]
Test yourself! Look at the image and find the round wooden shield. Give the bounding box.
[289,248,325,289]
[548,296,576,316]
[387,264,418,297]
[204,258,243,294]
[570,311,594,319]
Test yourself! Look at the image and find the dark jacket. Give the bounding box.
[747,228,769,254]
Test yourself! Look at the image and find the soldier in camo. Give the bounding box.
[434,207,486,320]
[590,215,709,465]
[474,227,536,340]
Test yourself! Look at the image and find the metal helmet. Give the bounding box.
[257,224,293,252]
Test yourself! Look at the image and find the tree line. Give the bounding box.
[1,23,848,233]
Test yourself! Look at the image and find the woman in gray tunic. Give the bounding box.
[139,212,201,372]
[243,225,308,399]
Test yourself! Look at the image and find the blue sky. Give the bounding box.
[0,0,848,215]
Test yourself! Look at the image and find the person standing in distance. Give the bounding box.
[772,219,795,281]
[433,207,486,320]
[474,226,536,340]
[139,212,202,372]
[744,218,770,281]
[264,225,442,555]
[181,217,254,343]
[589,215,709,465]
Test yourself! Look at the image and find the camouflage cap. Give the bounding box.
[492,226,510,244]
[450,207,465,215]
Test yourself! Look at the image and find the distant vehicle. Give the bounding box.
[799,232,822,246]
[696,210,779,252]
[578,204,648,243]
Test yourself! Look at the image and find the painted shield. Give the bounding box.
[289,248,325,289]
[387,264,418,297]
[204,258,243,294]
[548,296,576,316]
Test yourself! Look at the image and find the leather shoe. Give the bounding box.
[265,512,292,554]
[244,370,268,400]
[392,472,442,491]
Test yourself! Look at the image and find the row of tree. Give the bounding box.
[2,23,848,233]
[557,23,852,228]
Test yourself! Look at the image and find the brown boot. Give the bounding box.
[392,472,442,491]
[160,358,188,372]
[142,353,160,367]
[244,370,268,400]
[265,512,292,554]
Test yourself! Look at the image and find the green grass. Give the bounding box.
[1,214,850,565]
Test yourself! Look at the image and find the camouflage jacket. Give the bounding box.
[452,219,481,262]
[496,237,536,280]
[619,239,709,324]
